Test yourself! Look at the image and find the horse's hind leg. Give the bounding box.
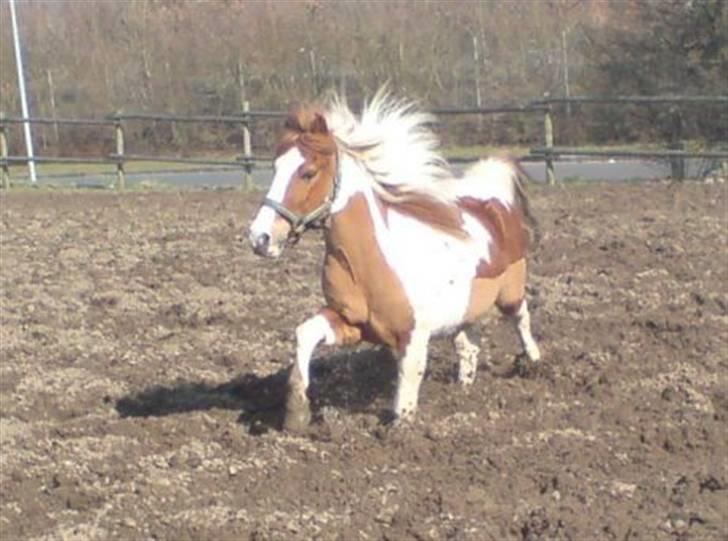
[453,330,480,385]
[496,259,541,362]
[393,329,430,421]
[510,300,541,362]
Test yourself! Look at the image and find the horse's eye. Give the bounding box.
[301,170,317,181]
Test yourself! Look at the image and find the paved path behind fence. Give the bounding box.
[20,158,713,189]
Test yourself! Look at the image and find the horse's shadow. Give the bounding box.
[115,347,397,434]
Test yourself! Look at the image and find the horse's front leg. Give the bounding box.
[393,329,431,422]
[284,308,361,432]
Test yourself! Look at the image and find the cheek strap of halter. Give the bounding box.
[262,152,341,244]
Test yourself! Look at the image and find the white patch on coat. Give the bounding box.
[383,209,481,334]
[248,147,304,243]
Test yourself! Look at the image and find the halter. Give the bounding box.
[261,152,341,244]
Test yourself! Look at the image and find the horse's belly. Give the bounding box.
[383,208,497,334]
[409,275,475,335]
[390,242,480,334]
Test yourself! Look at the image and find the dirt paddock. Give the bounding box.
[1,182,726,540]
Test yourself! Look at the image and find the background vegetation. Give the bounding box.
[1,0,726,156]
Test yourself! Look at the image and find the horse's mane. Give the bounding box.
[280,89,537,242]
[324,88,452,203]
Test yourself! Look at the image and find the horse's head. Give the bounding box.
[249,106,338,258]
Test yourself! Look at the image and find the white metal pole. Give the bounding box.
[9,0,37,183]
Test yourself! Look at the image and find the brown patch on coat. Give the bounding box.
[457,197,527,278]
[322,193,415,355]
[377,188,469,240]
[457,195,529,324]
[464,258,528,323]
[319,307,362,346]
[279,147,336,219]
[270,106,339,231]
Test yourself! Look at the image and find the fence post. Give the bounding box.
[114,113,126,190]
[669,106,685,181]
[242,100,253,190]
[544,105,556,185]
[0,113,9,189]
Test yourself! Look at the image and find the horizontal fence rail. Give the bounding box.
[1,95,726,189]
[3,116,115,126]
[535,95,728,105]
[111,113,247,124]
[531,148,728,159]
[4,155,111,164]
[430,105,547,115]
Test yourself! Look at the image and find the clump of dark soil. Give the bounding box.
[1,182,726,540]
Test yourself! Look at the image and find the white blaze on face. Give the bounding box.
[248,147,305,256]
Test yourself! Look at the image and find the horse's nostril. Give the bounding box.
[253,233,270,254]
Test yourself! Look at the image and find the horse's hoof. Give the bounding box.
[283,406,311,433]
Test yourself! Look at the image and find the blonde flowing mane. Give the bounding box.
[315,88,535,241]
[324,88,453,202]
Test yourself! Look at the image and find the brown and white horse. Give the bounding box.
[248,91,541,430]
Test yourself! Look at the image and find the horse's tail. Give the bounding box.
[462,157,540,247]
[508,158,540,248]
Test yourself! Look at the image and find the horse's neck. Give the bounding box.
[327,157,391,259]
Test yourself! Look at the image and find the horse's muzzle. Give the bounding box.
[250,231,270,255]
[249,231,282,258]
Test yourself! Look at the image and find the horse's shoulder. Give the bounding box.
[323,247,368,325]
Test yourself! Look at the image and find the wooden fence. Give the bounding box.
[1,96,727,190]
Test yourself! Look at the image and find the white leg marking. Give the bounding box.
[514,300,541,362]
[394,330,430,420]
[454,330,480,386]
[295,314,336,389]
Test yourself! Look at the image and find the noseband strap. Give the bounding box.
[262,196,332,239]
[262,153,341,243]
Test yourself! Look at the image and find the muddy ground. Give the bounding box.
[1,182,726,541]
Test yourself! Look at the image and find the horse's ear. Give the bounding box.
[285,107,303,133]
[310,112,329,134]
